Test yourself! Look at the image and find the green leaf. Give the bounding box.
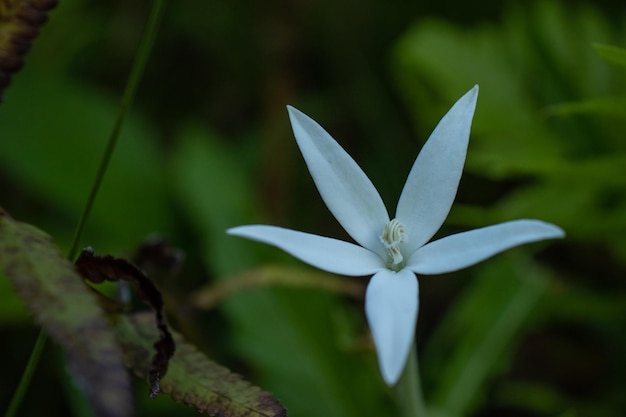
[0,71,169,250]
[390,1,626,251]
[424,255,551,416]
[0,208,132,417]
[593,43,626,69]
[546,96,626,117]
[116,312,287,417]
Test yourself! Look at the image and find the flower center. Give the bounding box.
[380,218,407,268]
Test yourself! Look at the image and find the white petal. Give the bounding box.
[396,86,479,254]
[227,225,385,276]
[365,269,419,386]
[407,219,565,275]
[287,106,389,257]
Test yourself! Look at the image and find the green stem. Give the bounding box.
[4,2,167,417]
[4,331,47,417]
[67,0,167,261]
[395,345,428,417]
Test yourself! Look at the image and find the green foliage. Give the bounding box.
[0,71,169,250]
[392,1,626,415]
[425,255,551,416]
[594,43,626,69]
[392,3,626,248]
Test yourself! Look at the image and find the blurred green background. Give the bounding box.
[1,0,626,416]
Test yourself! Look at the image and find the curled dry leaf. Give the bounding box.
[0,0,58,100]
[75,247,175,398]
[117,312,288,417]
[0,208,132,417]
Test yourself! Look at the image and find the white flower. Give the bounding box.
[227,86,564,385]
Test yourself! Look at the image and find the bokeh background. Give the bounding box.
[1,0,626,416]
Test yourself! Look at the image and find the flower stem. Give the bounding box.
[4,2,167,417]
[395,344,428,417]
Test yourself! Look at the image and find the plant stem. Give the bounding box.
[4,2,167,417]
[67,0,167,261]
[395,344,428,417]
[4,331,47,417]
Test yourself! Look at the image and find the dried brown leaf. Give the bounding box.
[193,265,365,310]
[0,0,57,99]
[75,247,175,397]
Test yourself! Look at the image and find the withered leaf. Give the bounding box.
[0,0,58,100]
[75,247,175,398]
[132,235,185,280]
[117,312,288,417]
[0,208,132,417]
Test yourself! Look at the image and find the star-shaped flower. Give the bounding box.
[227,86,564,385]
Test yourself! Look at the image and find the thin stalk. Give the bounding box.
[4,2,167,417]
[67,0,167,261]
[3,331,47,417]
[395,344,428,417]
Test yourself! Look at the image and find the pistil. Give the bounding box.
[380,218,407,268]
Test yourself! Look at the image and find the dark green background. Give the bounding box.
[1,0,625,416]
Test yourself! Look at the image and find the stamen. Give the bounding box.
[380,219,407,266]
